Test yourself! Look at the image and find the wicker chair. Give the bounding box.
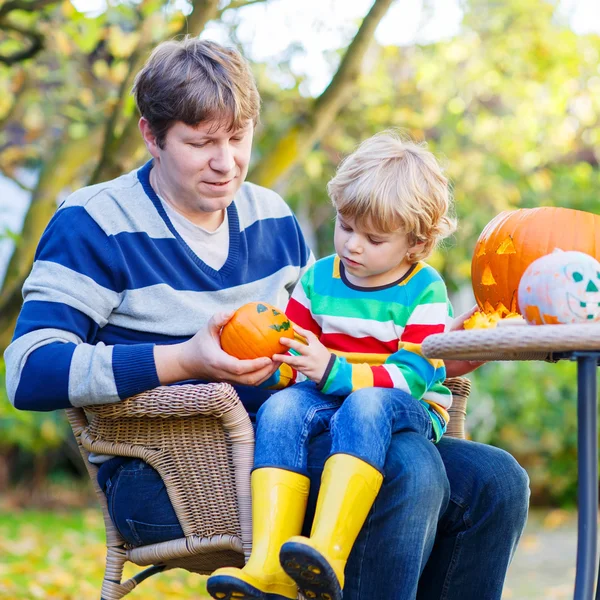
[66,376,471,600]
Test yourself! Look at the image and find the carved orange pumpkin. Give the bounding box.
[220,302,295,359]
[472,207,600,315]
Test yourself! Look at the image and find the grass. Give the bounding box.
[0,509,210,599]
[0,507,583,599]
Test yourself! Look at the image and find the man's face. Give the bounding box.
[146,118,254,216]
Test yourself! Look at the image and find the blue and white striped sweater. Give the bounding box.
[5,161,312,411]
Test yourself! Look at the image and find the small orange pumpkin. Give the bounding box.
[472,207,600,315]
[220,302,295,359]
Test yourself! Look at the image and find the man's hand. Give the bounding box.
[273,325,331,384]
[155,311,279,387]
[444,305,486,377]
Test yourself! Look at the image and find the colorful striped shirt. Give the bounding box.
[285,255,452,440]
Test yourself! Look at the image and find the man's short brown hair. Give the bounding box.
[133,36,261,148]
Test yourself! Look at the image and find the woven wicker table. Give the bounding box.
[422,322,600,600]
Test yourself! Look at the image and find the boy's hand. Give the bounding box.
[273,325,331,384]
[444,305,485,377]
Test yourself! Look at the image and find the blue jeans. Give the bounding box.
[100,457,184,546]
[98,398,530,600]
[254,382,434,473]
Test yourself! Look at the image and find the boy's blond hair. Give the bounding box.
[132,36,260,148]
[327,131,457,262]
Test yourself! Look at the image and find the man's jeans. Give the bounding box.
[254,382,434,474]
[98,398,530,600]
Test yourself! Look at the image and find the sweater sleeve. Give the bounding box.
[318,279,451,403]
[4,205,160,411]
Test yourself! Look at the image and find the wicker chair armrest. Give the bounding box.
[442,376,471,440]
[443,376,471,399]
[80,381,254,557]
[85,382,241,420]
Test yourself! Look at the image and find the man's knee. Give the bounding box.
[479,447,530,520]
[445,439,530,526]
[383,432,450,512]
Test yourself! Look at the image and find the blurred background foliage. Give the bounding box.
[0,0,599,507]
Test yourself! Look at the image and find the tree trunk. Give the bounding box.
[248,0,394,188]
[0,0,393,353]
[0,0,222,353]
[89,0,221,184]
[0,128,103,352]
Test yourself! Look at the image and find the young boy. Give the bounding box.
[208,131,457,600]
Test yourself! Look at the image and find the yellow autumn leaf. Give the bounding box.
[107,26,140,59]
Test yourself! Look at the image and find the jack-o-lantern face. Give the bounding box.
[563,263,600,322]
[472,207,600,315]
[518,250,600,325]
[220,301,295,359]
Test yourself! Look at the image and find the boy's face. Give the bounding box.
[334,214,424,288]
[140,117,254,226]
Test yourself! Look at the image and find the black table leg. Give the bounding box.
[574,354,598,600]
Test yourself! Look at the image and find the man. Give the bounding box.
[4,36,529,599]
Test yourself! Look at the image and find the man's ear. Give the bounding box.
[139,117,160,158]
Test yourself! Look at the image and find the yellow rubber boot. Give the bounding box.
[279,454,383,600]
[207,468,310,600]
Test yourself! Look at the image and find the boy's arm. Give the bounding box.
[318,280,450,400]
[285,267,322,337]
[258,362,297,390]
[259,267,321,390]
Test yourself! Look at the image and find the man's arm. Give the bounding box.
[154,310,277,386]
[5,206,276,412]
[4,206,149,411]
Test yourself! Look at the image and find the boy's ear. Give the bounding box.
[408,239,426,257]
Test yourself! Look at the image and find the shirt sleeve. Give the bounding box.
[259,266,318,391]
[259,363,297,390]
[284,212,316,298]
[4,205,160,411]
[285,265,322,336]
[318,278,450,401]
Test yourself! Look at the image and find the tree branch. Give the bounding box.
[178,0,220,36]
[0,22,43,64]
[0,0,57,19]
[89,0,221,184]
[0,68,28,129]
[88,4,153,185]
[217,0,268,17]
[0,0,60,64]
[249,0,395,188]
[0,163,34,192]
[313,0,394,117]
[0,127,104,354]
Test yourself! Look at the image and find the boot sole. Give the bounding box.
[279,541,342,600]
[206,574,265,600]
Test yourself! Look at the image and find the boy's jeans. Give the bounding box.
[254,381,434,473]
[98,395,529,600]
